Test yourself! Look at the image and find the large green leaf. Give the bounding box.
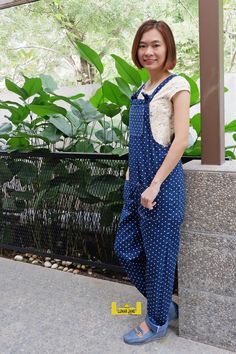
[184,140,201,156]
[0,160,13,184]
[225,120,236,132]
[11,191,34,201]
[76,41,104,74]
[17,162,38,185]
[102,81,130,107]
[7,137,30,152]
[8,132,49,144]
[49,93,83,112]
[3,101,21,107]
[23,77,43,97]
[112,147,129,156]
[73,186,102,204]
[138,68,149,83]
[9,106,30,125]
[97,103,120,117]
[100,205,114,226]
[27,104,67,117]
[66,111,82,129]
[41,124,62,143]
[40,74,58,92]
[75,141,95,152]
[5,78,28,100]
[100,145,113,153]
[28,117,45,128]
[179,73,199,106]
[72,99,103,122]
[190,113,201,135]
[95,128,119,143]
[121,109,129,126]
[113,127,127,145]
[90,87,108,108]
[0,123,12,134]
[36,159,66,185]
[225,150,235,160]
[115,77,133,97]
[3,197,17,211]
[0,102,18,114]
[87,175,124,198]
[49,115,75,137]
[7,160,27,175]
[31,91,51,105]
[98,120,110,129]
[68,92,86,100]
[111,54,142,87]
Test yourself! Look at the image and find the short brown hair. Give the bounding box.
[132,20,176,70]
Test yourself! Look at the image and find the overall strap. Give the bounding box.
[131,83,146,100]
[149,73,178,101]
[130,73,178,101]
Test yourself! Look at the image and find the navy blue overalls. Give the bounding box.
[114,74,185,326]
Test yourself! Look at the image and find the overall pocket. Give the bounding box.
[138,203,160,221]
[129,102,145,137]
[159,182,183,222]
[119,180,135,223]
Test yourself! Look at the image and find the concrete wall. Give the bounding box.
[179,160,236,352]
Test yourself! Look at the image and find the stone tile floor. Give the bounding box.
[0,257,233,354]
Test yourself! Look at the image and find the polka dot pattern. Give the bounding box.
[114,74,186,327]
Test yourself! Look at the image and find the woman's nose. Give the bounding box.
[144,46,153,56]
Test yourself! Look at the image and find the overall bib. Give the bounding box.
[114,74,185,326]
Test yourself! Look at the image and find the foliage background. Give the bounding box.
[0,0,235,89]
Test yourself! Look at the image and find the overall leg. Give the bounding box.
[114,206,147,298]
[141,217,181,326]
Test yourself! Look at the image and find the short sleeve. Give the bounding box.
[166,76,191,100]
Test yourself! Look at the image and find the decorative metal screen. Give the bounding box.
[0,152,128,270]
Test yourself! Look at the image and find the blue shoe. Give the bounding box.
[123,316,168,345]
[168,301,179,321]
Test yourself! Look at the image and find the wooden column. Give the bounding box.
[0,0,38,10]
[199,0,225,164]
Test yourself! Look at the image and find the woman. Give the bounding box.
[114,19,190,345]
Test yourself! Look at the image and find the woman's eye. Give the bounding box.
[154,44,160,47]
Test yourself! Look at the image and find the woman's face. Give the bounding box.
[137,28,167,72]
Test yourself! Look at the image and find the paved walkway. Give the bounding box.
[0,257,233,354]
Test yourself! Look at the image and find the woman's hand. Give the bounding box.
[125,168,129,181]
[140,181,161,210]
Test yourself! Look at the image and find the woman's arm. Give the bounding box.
[151,90,190,186]
[141,90,190,209]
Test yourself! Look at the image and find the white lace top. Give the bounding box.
[137,75,191,147]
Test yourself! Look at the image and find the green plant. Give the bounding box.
[182,77,236,159]
[77,41,216,158]
[0,43,235,159]
[0,74,86,152]
[76,41,147,156]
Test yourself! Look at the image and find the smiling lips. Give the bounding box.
[144,59,157,64]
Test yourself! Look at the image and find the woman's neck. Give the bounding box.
[144,70,171,91]
[148,70,171,85]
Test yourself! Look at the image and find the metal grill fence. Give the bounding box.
[0,152,202,291]
[0,152,128,272]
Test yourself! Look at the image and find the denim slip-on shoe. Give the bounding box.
[168,301,179,321]
[123,316,168,345]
